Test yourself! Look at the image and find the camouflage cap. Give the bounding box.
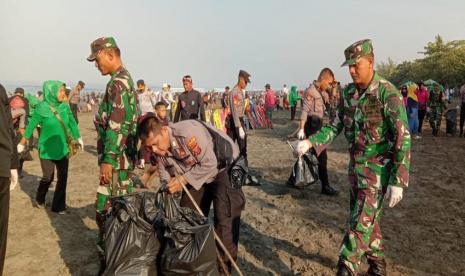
[341,39,373,67]
[87,37,119,62]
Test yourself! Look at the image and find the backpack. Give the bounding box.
[197,121,234,170]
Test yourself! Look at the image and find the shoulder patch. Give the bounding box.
[187,136,202,156]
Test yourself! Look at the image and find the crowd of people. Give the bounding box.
[400,81,464,138]
[1,36,464,276]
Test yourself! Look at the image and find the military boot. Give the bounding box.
[336,260,355,276]
[366,258,387,276]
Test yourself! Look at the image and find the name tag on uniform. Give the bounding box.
[192,100,195,106]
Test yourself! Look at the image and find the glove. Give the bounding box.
[293,140,311,157]
[426,107,431,113]
[17,143,25,154]
[138,159,145,169]
[10,169,18,191]
[238,127,245,139]
[78,138,84,151]
[385,186,403,208]
[297,129,305,140]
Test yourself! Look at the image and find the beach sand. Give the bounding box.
[4,107,465,276]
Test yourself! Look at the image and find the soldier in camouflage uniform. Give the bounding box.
[86,37,139,270]
[428,83,446,136]
[294,39,411,276]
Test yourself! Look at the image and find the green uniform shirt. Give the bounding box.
[308,72,411,189]
[94,66,138,170]
[24,102,80,160]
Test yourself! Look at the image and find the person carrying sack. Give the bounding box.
[18,80,83,214]
[137,116,245,275]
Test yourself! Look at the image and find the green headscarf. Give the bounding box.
[36,80,66,117]
[289,85,300,106]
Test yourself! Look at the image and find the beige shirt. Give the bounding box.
[301,83,328,121]
[228,85,245,127]
[158,120,239,190]
[69,87,81,104]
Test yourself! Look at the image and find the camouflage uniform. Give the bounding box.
[87,37,139,250]
[428,87,446,135]
[308,40,411,273]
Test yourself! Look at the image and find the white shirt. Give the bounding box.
[162,90,174,110]
[283,86,289,94]
[137,89,156,114]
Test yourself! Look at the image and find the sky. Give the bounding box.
[1,0,464,92]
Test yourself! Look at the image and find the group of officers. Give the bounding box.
[88,36,410,276]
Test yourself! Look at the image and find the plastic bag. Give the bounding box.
[103,192,161,276]
[291,153,319,188]
[445,109,457,134]
[155,188,219,276]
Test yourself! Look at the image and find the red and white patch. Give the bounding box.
[187,137,202,156]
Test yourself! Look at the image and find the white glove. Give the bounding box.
[78,138,84,151]
[297,129,305,140]
[238,127,245,139]
[426,107,431,113]
[10,169,18,191]
[385,186,403,208]
[293,140,311,156]
[138,159,145,169]
[17,143,25,154]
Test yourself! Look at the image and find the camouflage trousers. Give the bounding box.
[339,184,385,272]
[95,170,133,251]
[429,110,442,132]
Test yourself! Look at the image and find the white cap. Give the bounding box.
[162,83,169,89]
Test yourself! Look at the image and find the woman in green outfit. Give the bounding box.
[289,85,300,120]
[18,81,83,214]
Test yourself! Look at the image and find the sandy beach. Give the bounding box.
[4,107,465,276]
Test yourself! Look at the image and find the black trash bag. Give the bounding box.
[103,192,161,276]
[155,187,219,276]
[445,109,457,134]
[291,152,319,188]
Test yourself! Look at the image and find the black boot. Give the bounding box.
[336,260,355,276]
[321,184,339,196]
[367,258,387,276]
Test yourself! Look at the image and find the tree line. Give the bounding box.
[376,35,465,88]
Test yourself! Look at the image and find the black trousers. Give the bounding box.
[228,117,248,165]
[418,109,427,133]
[70,103,79,124]
[180,170,245,274]
[37,157,69,212]
[460,103,465,135]
[303,116,329,187]
[290,106,297,120]
[0,177,9,275]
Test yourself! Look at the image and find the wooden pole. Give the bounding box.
[180,182,244,276]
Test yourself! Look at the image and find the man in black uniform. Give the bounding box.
[0,83,14,274]
[173,75,206,122]
[138,116,245,274]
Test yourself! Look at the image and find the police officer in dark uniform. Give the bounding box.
[138,116,245,274]
[173,75,206,122]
